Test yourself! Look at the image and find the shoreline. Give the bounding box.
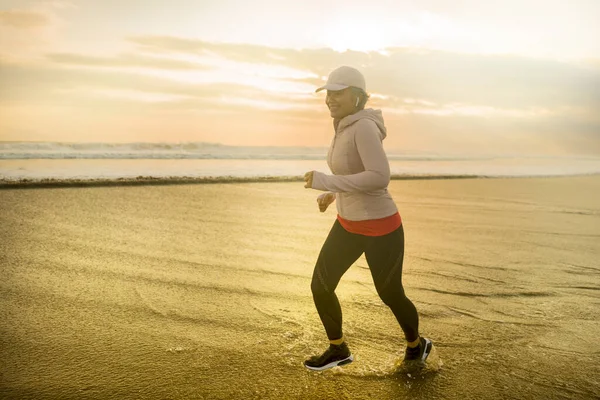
[2,172,599,189]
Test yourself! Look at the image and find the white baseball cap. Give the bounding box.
[315,66,366,93]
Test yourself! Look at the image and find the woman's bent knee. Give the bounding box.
[377,286,407,307]
[311,275,330,298]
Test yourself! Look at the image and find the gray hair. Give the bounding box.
[350,87,370,110]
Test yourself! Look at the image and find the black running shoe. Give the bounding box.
[304,342,354,371]
[403,337,433,363]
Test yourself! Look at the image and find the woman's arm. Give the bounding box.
[311,119,390,193]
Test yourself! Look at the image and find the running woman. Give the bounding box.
[303,66,432,371]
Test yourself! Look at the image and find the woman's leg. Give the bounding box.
[311,220,365,341]
[364,225,419,342]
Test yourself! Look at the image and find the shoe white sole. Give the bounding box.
[402,338,434,366]
[304,354,354,371]
[420,338,433,361]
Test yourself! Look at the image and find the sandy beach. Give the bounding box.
[1,176,599,399]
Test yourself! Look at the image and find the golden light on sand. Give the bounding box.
[2,176,599,398]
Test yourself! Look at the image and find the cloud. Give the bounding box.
[128,36,600,111]
[2,37,599,155]
[46,53,214,70]
[0,6,64,61]
[0,10,49,28]
[0,60,321,112]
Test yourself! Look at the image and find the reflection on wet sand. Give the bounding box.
[1,176,599,399]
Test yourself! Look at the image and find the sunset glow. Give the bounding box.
[0,0,599,155]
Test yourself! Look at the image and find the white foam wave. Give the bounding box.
[0,141,502,161]
[0,141,329,160]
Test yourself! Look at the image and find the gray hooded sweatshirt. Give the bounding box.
[311,108,399,221]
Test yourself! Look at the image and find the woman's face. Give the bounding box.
[326,88,358,119]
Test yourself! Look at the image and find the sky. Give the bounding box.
[0,0,599,155]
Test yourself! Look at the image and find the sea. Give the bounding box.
[1,141,599,184]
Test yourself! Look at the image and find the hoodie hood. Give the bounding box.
[335,108,387,140]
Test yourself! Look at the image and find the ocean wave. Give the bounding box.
[0,175,304,188]
[0,141,230,151]
[5,173,596,189]
[0,141,497,161]
[0,141,329,160]
[0,152,331,160]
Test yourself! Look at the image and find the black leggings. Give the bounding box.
[311,219,419,342]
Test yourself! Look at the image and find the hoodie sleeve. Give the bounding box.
[311,119,391,193]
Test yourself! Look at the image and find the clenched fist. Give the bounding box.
[317,192,336,212]
[304,171,314,188]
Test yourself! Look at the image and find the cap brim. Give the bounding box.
[315,83,349,93]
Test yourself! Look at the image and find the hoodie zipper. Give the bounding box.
[328,124,340,173]
[329,116,349,173]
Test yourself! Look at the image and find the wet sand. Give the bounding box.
[1,176,599,399]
